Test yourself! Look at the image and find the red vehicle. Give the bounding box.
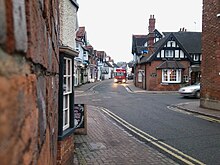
[114,68,127,83]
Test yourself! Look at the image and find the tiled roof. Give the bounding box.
[96,51,106,59]
[104,61,113,67]
[113,63,119,68]
[127,62,134,68]
[132,35,148,54]
[76,27,86,41]
[85,45,94,54]
[173,32,201,53]
[140,35,169,63]
[162,32,201,53]
[140,31,201,64]
[156,60,185,69]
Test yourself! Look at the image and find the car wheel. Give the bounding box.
[195,91,200,99]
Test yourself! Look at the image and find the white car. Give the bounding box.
[178,83,200,98]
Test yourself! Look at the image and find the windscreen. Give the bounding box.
[115,72,125,76]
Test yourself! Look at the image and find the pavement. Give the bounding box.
[74,79,220,165]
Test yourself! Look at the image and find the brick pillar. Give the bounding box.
[200,0,220,110]
[57,134,75,165]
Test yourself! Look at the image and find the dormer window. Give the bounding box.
[167,41,174,47]
[76,43,79,48]
[194,54,199,61]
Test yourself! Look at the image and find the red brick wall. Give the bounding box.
[134,64,145,89]
[57,134,75,165]
[0,0,59,165]
[201,0,220,110]
[135,61,190,91]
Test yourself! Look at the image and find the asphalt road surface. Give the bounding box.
[75,79,220,165]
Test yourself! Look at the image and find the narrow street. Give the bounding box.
[75,80,220,165]
[2,1,219,165]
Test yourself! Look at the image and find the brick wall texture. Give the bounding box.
[201,0,220,110]
[135,61,190,91]
[0,0,60,165]
[57,134,75,165]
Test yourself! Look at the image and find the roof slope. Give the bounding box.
[132,35,148,54]
[76,27,86,41]
[173,32,201,54]
[140,31,201,64]
[156,61,185,69]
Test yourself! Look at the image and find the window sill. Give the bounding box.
[58,127,75,141]
[161,82,181,85]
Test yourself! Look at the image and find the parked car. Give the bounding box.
[127,74,134,80]
[178,83,200,98]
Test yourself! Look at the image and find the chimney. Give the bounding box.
[179,27,187,32]
[147,15,155,54]
[148,15,155,33]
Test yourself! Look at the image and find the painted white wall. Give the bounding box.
[180,50,184,58]
[77,43,84,60]
[97,62,104,80]
[59,0,78,49]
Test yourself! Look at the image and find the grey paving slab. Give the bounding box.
[74,105,178,165]
[173,101,220,119]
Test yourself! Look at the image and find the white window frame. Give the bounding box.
[165,50,174,58]
[193,55,199,61]
[167,41,174,47]
[138,70,144,83]
[162,69,181,83]
[183,75,189,83]
[63,57,72,131]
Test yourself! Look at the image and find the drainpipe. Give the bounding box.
[134,63,136,86]
[145,64,147,90]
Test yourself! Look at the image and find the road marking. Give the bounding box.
[195,115,220,123]
[98,107,205,165]
[167,106,193,115]
[92,99,102,102]
[89,82,102,91]
[167,106,220,124]
[124,86,133,93]
[103,96,112,99]
[75,93,94,97]
[75,91,84,93]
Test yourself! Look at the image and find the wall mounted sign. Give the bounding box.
[150,73,157,77]
[74,104,85,129]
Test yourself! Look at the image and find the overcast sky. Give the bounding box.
[78,0,203,63]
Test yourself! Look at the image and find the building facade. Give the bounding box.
[132,15,202,91]
[75,27,90,86]
[86,45,98,82]
[0,0,59,164]
[58,0,79,164]
[200,0,220,110]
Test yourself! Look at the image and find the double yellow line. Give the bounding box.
[196,115,220,123]
[98,107,205,165]
[167,105,220,124]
